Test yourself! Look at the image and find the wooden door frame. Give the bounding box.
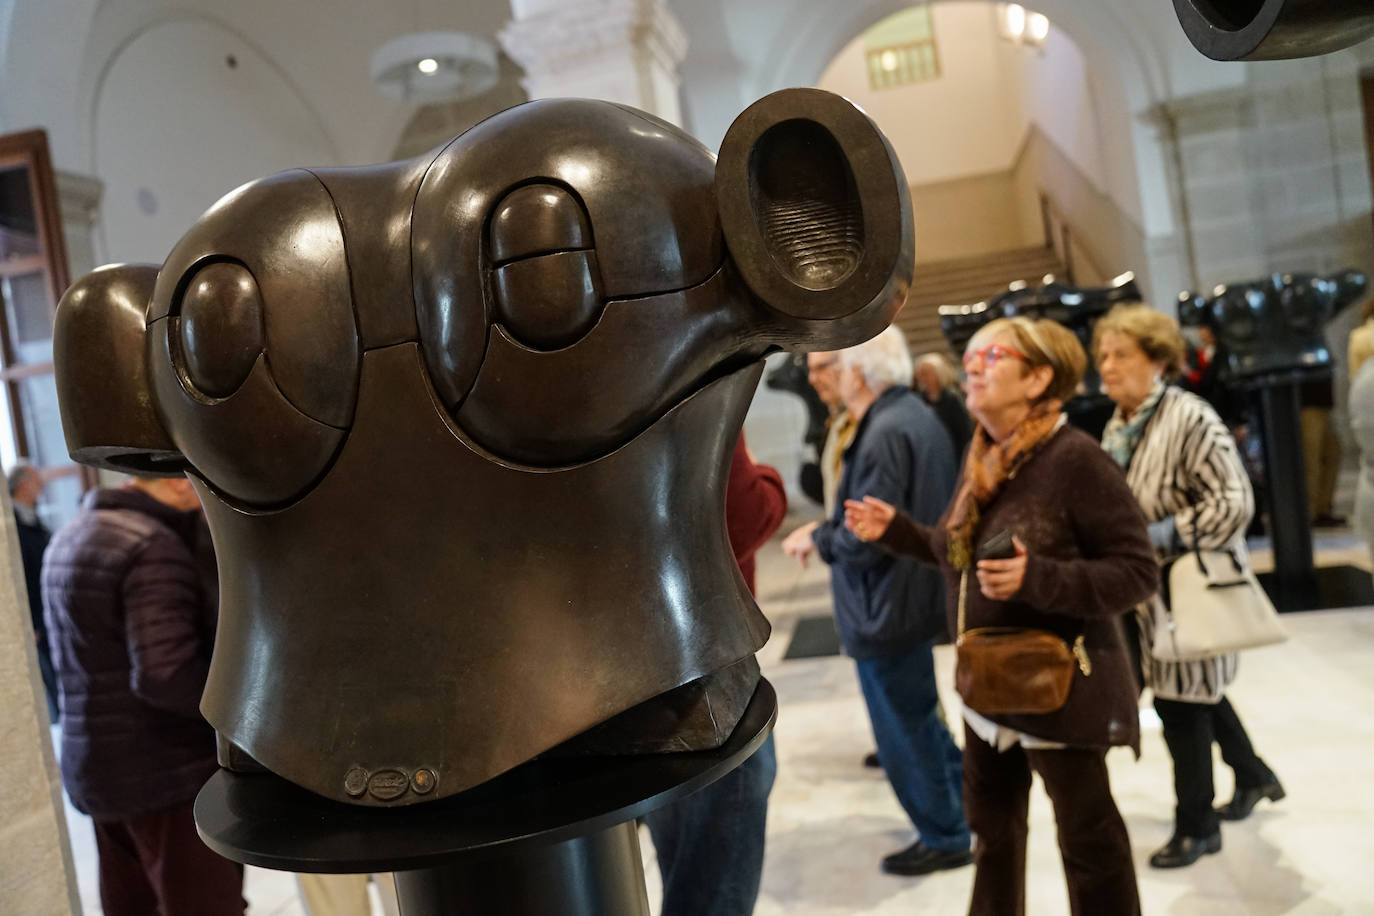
[0,129,95,489]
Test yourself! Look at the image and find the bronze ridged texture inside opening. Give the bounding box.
[750,119,863,292]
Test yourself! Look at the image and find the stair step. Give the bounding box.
[911,245,1056,274]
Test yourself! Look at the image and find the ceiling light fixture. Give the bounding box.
[998,4,1049,50]
[370,31,499,104]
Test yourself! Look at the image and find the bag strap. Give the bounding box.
[1177,484,1244,577]
[957,571,968,640]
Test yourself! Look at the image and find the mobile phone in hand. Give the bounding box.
[976,529,1016,561]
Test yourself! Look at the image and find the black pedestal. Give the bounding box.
[195,678,777,915]
[1255,381,1314,593]
[1250,377,1374,611]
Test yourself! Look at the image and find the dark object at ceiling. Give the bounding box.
[1176,268,1367,380]
[53,90,913,807]
[1172,0,1374,61]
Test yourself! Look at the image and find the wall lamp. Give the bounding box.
[999,4,1049,49]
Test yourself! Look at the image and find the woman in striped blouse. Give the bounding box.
[1095,304,1284,869]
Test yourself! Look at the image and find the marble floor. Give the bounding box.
[57,520,1374,915]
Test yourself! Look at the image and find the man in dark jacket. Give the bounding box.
[43,477,244,915]
[783,327,970,877]
[9,462,56,721]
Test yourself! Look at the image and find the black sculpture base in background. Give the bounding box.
[1250,377,1374,612]
[1257,566,1374,613]
[196,679,777,916]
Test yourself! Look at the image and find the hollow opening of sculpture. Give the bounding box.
[1190,0,1268,32]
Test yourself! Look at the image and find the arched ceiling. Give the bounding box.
[2,0,520,173]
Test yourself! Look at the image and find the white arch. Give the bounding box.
[717,0,1181,243]
[748,0,1172,114]
[82,7,344,176]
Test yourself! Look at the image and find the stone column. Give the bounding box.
[497,0,811,506]
[56,170,105,280]
[0,487,81,915]
[499,0,688,125]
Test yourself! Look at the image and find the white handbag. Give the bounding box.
[1156,545,1288,661]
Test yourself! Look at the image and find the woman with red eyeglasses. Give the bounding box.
[844,316,1157,915]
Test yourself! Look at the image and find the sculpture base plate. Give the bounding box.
[1258,565,1374,613]
[194,677,776,874]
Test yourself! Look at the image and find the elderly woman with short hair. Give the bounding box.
[1094,303,1284,870]
[846,316,1157,915]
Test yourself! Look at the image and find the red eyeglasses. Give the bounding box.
[963,343,1028,370]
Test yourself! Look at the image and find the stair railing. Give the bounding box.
[1037,191,1110,287]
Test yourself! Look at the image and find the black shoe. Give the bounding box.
[1148,832,1221,869]
[880,841,973,876]
[1312,513,1347,528]
[1217,779,1285,821]
[863,751,882,769]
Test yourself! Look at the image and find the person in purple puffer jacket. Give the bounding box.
[42,476,244,916]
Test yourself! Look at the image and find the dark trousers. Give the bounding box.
[1154,695,1273,837]
[94,799,245,916]
[963,724,1140,916]
[856,641,970,853]
[36,640,60,723]
[643,734,777,916]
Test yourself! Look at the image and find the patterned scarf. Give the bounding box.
[947,401,1065,570]
[1101,379,1166,470]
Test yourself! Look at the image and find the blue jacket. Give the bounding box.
[813,386,956,659]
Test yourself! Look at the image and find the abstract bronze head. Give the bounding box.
[55,89,912,806]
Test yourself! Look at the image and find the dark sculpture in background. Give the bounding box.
[764,354,829,506]
[939,271,1141,363]
[1176,269,1368,380]
[52,89,913,808]
[1171,0,1374,60]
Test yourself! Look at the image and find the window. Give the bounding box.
[864,6,941,90]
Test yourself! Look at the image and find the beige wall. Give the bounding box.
[1011,126,1148,290]
[905,122,1146,298]
[816,4,1021,185]
[910,167,1037,263]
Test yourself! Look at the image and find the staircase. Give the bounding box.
[897,245,1067,361]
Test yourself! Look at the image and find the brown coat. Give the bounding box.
[880,425,1158,753]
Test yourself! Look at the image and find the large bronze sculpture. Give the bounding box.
[54,85,912,833]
